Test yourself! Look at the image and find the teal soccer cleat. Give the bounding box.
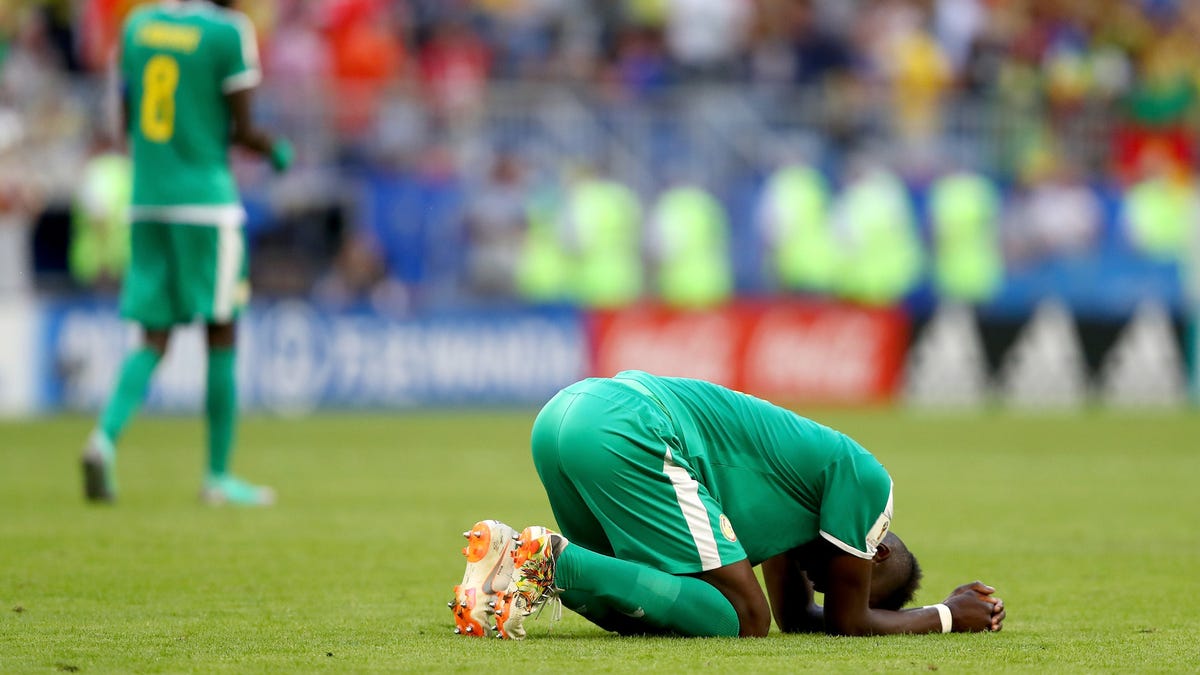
[201,474,276,507]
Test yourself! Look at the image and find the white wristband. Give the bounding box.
[924,603,952,633]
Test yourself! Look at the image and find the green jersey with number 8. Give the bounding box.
[120,1,260,223]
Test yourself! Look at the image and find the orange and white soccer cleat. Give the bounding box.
[494,525,568,640]
[449,519,518,637]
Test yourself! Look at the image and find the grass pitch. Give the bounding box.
[2,409,1198,673]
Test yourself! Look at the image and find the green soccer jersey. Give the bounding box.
[120,1,260,225]
[618,371,894,565]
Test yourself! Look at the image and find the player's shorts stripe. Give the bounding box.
[662,446,723,571]
[213,223,242,322]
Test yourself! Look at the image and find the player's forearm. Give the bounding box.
[231,125,275,157]
[231,123,293,173]
[225,88,291,171]
[825,605,945,636]
[761,555,822,632]
[777,603,823,633]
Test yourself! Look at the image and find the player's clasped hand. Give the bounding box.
[944,581,1006,632]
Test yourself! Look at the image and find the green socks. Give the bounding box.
[205,348,238,477]
[96,345,240,479]
[99,347,162,443]
[555,544,741,637]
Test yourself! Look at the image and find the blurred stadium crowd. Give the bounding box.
[1,0,1198,316]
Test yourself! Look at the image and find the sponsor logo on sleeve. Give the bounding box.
[866,515,890,552]
[864,484,895,552]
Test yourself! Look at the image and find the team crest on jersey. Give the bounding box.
[719,514,737,542]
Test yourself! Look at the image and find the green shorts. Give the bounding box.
[531,378,746,574]
[119,221,249,329]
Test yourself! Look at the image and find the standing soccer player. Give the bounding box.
[81,0,293,505]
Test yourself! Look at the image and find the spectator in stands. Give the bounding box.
[463,151,530,299]
[663,0,753,80]
[933,0,987,78]
[32,1,78,72]
[419,16,491,123]
[1,4,75,295]
[265,0,330,91]
[1123,9,1198,130]
[77,0,137,71]
[608,24,672,99]
[957,1,1016,98]
[622,0,668,32]
[313,231,407,313]
[859,0,952,145]
[0,173,41,296]
[322,0,406,139]
[1037,3,1098,118]
[1003,149,1102,266]
[1112,13,1198,185]
[749,0,853,87]
[476,0,563,80]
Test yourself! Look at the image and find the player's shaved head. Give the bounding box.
[869,532,922,610]
[794,532,922,611]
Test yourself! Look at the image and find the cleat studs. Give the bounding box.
[465,625,473,633]
[472,531,482,537]
[487,600,496,607]
[447,601,455,608]
[460,600,468,607]
[462,531,470,539]
[454,627,461,634]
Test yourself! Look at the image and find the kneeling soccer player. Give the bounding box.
[452,370,1006,638]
